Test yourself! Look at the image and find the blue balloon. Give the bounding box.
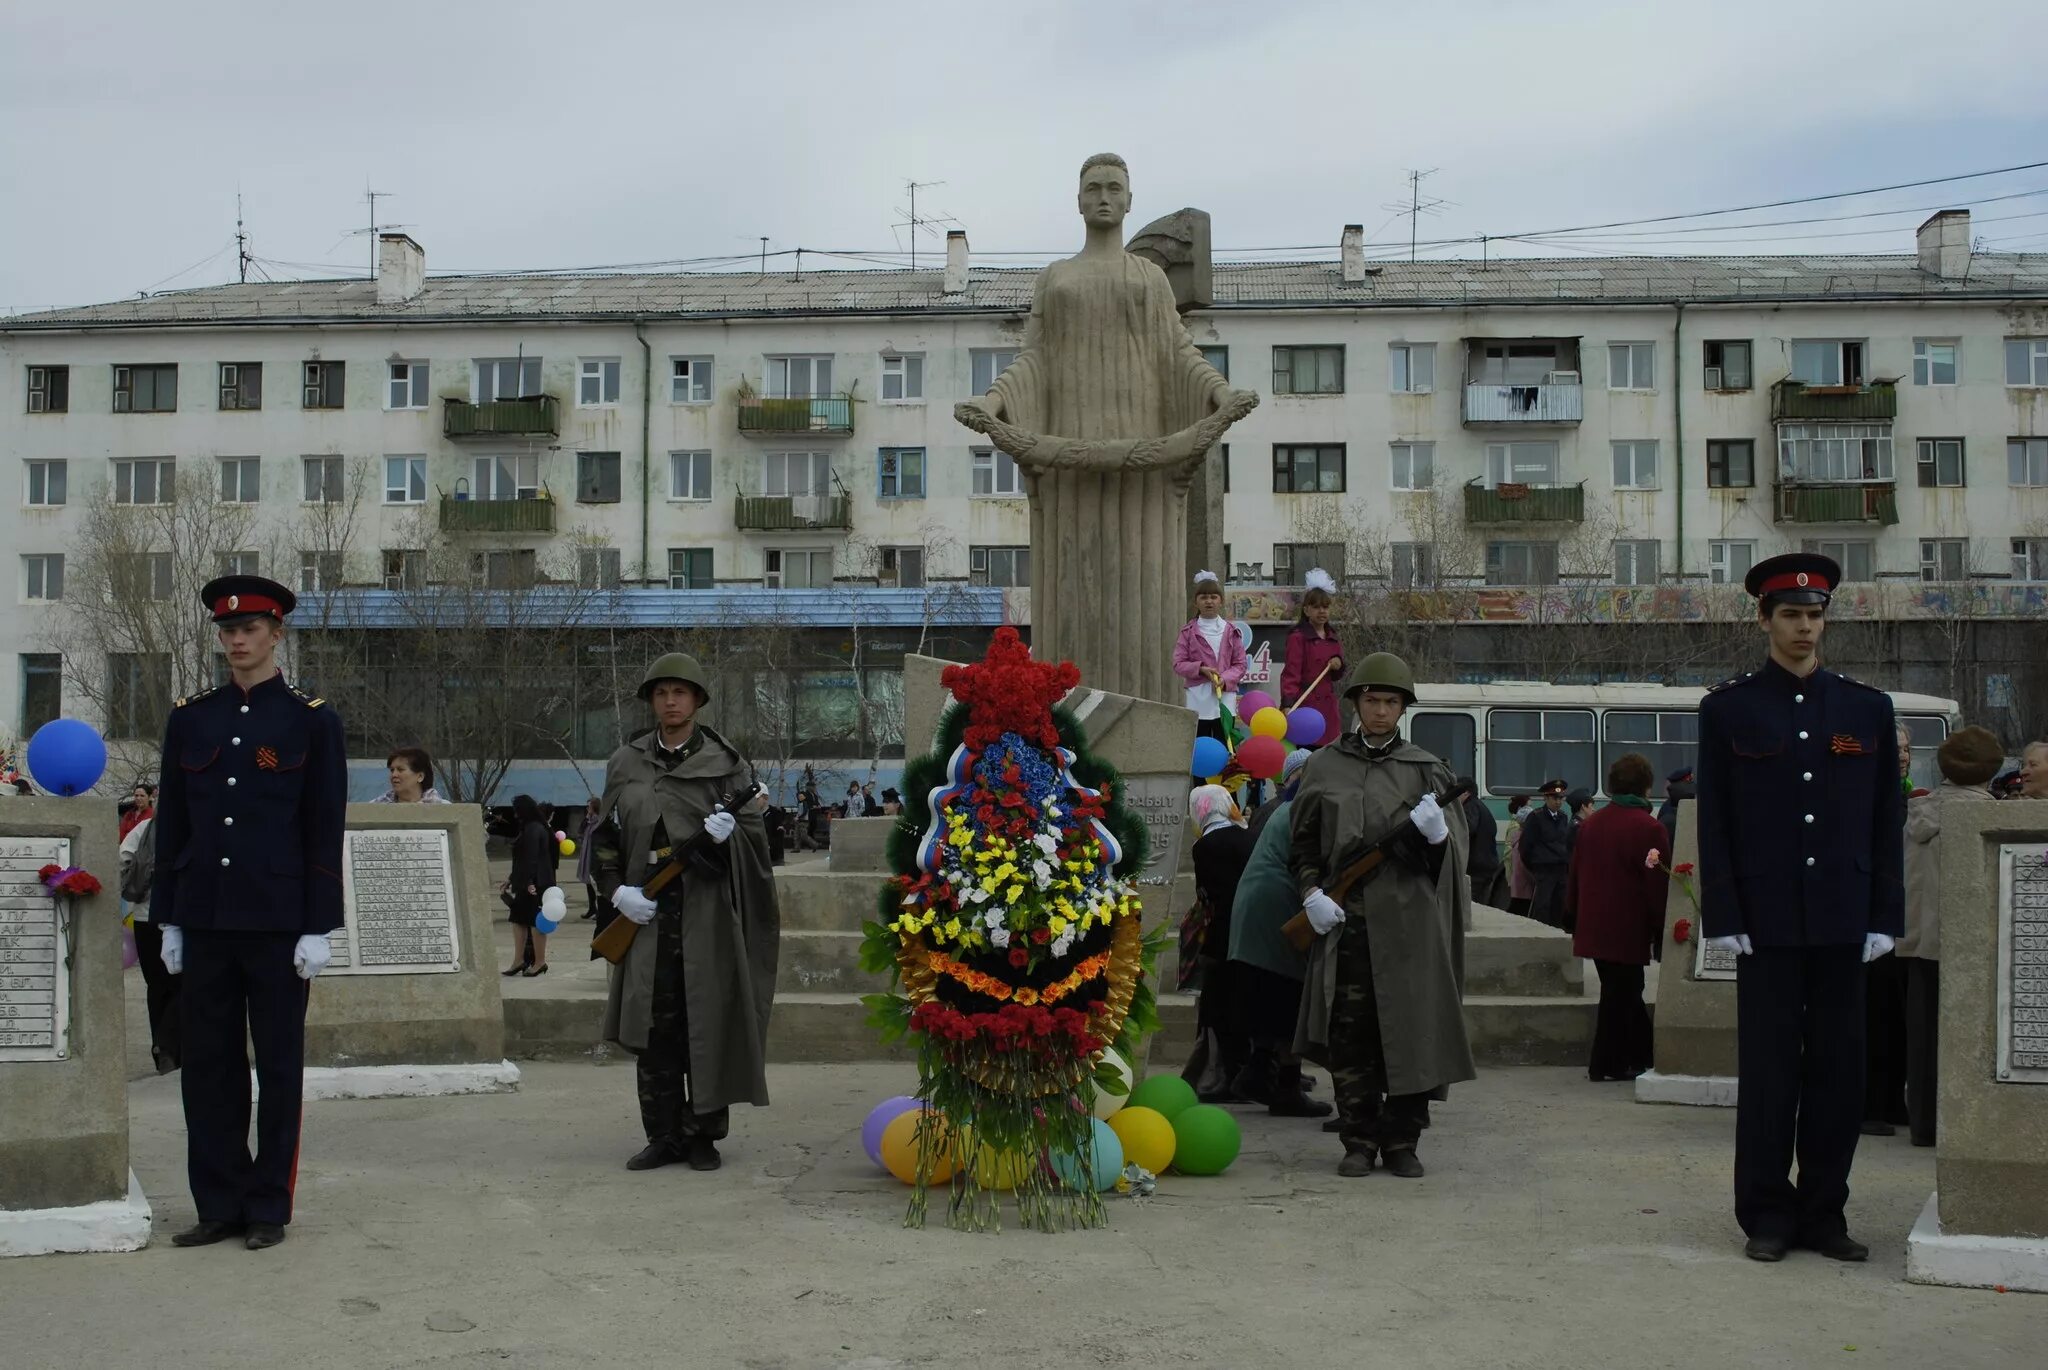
[1051,1117,1124,1192]
[26,719,107,797]
[1190,736,1229,778]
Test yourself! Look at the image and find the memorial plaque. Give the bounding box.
[0,836,71,1061]
[1996,843,2048,1084]
[1119,774,1189,892]
[327,829,461,976]
[1693,935,1738,983]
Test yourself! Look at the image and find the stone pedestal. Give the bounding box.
[301,805,518,1099]
[1906,799,2048,1293]
[0,799,151,1256]
[1635,808,1739,1107]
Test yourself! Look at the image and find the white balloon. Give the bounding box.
[1092,1046,1134,1120]
[540,886,567,917]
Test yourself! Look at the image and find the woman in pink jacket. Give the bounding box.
[1279,569,1344,747]
[1173,571,1247,742]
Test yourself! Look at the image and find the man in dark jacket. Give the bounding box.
[1459,777,1505,909]
[1518,779,1572,929]
[1658,767,1695,852]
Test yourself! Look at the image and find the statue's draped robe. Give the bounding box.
[983,253,1230,704]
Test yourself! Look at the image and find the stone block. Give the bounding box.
[826,817,896,874]
[1643,808,1735,1094]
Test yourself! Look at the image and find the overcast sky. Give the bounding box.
[4,0,2045,312]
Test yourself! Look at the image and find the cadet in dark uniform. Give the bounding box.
[150,576,347,1251]
[1696,552,1904,1264]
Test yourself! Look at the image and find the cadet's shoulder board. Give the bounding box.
[291,684,326,708]
[1706,671,1754,694]
[173,686,221,709]
[1832,669,1883,696]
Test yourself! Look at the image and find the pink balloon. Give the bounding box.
[553,830,567,842]
[1238,691,1276,722]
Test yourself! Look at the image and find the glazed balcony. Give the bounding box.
[443,395,561,439]
[1463,480,1586,523]
[1773,482,1900,526]
[439,489,558,534]
[1770,380,1897,422]
[736,395,855,437]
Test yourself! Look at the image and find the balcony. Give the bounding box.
[440,490,558,534]
[736,395,855,437]
[1773,483,1900,526]
[1770,380,1897,422]
[443,395,561,440]
[734,494,853,532]
[1462,382,1583,425]
[1464,480,1585,523]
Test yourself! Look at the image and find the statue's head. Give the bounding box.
[1077,153,1131,229]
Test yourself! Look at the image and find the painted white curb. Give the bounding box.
[0,1170,152,1258]
[1906,1192,2048,1294]
[1633,1069,1739,1107]
[299,1060,522,1101]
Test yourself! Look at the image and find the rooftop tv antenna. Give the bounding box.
[346,186,411,277]
[1381,168,1448,262]
[893,179,960,271]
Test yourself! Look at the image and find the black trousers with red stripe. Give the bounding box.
[179,931,307,1226]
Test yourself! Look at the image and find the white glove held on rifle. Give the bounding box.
[703,811,736,844]
[611,885,658,925]
[1409,793,1449,846]
[1303,888,1344,935]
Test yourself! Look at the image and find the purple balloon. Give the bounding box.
[1238,691,1276,722]
[1286,707,1327,746]
[862,1095,923,1167]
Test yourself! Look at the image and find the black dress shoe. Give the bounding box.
[1269,1092,1334,1119]
[1910,1133,1936,1148]
[1381,1148,1426,1179]
[171,1220,243,1247]
[1807,1233,1869,1262]
[686,1137,722,1172]
[1860,1119,1896,1137]
[1744,1234,1790,1262]
[1322,1118,1344,1133]
[626,1139,685,1171]
[502,965,526,977]
[245,1222,286,1250]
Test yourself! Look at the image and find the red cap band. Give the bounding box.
[1757,570,1831,597]
[215,593,285,619]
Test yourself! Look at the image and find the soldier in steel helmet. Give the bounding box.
[1290,652,1476,1179]
[591,652,780,1172]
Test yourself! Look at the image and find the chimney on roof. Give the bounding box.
[1916,210,1970,280]
[377,233,425,304]
[1341,224,1366,284]
[943,230,969,295]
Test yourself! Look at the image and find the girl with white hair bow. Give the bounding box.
[1173,571,1247,745]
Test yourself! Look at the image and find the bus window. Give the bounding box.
[1411,712,1475,783]
[1487,709,1596,796]
[1602,711,1700,796]
[1899,714,1949,792]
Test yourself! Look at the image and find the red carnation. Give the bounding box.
[1008,947,1028,969]
[38,864,60,882]
[1032,928,1050,944]
[1673,862,1695,876]
[1673,917,1693,944]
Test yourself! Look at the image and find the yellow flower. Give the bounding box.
[943,918,962,940]
[1007,884,1026,902]
[1050,916,1070,937]
[980,876,1000,895]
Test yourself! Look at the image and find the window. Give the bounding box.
[2010,438,2048,487]
[1790,340,1865,386]
[667,450,712,502]
[112,363,176,413]
[1273,542,1345,586]
[670,356,713,404]
[972,448,1023,497]
[766,355,833,398]
[1916,438,1965,488]
[112,552,173,601]
[387,361,428,409]
[1486,708,1596,796]
[880,354,924,402]
[1913,339,1958,386]
[1389,343,1434,394]
[20,653,61,735]
[1703,340,1752,391]
[668,548,714,589]
[1200,346,1229,380]
[577,358,621,407]
[1709,540,1756,585]
[1801,538,1875,582]
[113,457,174,505]
[473,453,539,501]
[23,554,63,601]
[1613,539,1660,586]
[1607,342,1654,390]
[301,455,344,504]
[968,545,1030,588]
[384,455,426,505]
[1611,441,1659,490]
[1778,424,1893,483]
[878,448,926,499]
[765,548,831,590]
[475,549,537,589]
[1391,542,1434,589]
[880,546,925,589]
[2007,338,2048,387]
[1485,541,1559,586]
[1389,442,1433,491]
[217,551,259,577]
[1920,538,1967,582]
[1474,342,1569,385]
[1484,441,1559,487]
[576,547,621,590]
[1271,345,1344,395]
[2013,538,2048,582]
[382,549,426,591]
[762,451,829,498]
[105,654,169,740]
[25,459,66,506]
[298,551,342,592]
[218,362,262,410]
[1221,444,1230,494]
[475,357,540,403]
[576,451,620,504]
[969,349,1018,395]
[1273,444,1346,493]
[1707,439,1755,489]
[25,365,68,413]
[1602,712,1698,791]
[301,361,344,409]
[1411,713,1476,783]
[218,456,261,503]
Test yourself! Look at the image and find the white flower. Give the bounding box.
[1046,804,1061,818]
[1033,833,1059,857]
[967,887,989,905]
[1032,860,1053,883]
[990,927,1010,949]
[983,908,1004,929]
[1051,933,1075,959]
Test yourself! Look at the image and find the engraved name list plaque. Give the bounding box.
[328,828,461,976]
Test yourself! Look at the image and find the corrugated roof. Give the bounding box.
[10,252,2048,329]
[294,584,1010,630]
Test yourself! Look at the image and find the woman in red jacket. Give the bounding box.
[1278,569,1344,747]
[1565,752,1669,1082]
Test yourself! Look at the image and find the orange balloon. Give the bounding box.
[880,1109,958,1185]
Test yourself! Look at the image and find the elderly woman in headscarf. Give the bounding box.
[1183,784,1257,1100]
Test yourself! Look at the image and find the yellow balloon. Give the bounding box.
[880,1109,958,1185]
[1106,1105,1176,1174]
[1250,707,1288,741]
[956,1127,1036,1191]
[558,838,577,856]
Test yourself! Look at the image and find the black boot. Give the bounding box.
[1228,1042,1278,1107]
[1381,1148,1425,1179]
[627,1138,686,1171]
[1267,1060,1333,1118]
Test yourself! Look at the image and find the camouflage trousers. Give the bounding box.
[637,905,730,1145]
[1329,923,1430,1153]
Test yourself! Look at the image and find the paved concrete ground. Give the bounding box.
[4,1061,2037,1369]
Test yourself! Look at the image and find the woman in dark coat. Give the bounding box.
[1186,785,1257,1101]
[503,793,553,977]
[1565,754,1668,1081]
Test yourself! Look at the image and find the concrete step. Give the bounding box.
[1466,906,1585,997]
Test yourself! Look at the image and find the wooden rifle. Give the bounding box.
[591,782,764,966]
[1280,780,1474,953]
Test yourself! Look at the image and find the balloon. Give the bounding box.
[1106,1106,1176,1174]
[120,926,139,971]
[558,838,577,857]
[955,1129,1036,1191]
[1249,707,1288,741]
[25,719,107,797]
[1236,736,1286,781]
[1190,736,1229,779]
[553,829,567,842]
[1092,1046,1133,1119]
[1286,707,1327,747]
[880,1109,958,1185]
[1051,1117,1125,1192]
[1127,1073,1198,1121]
[861,1095,923,1167]
[535,886,568,933]
[1170,1104,1242,1175]
[1237,691,1276,723]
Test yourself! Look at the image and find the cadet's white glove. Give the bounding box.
[611,884,658,925]
[1706,934,1754,957]
[293,934,332,981]
[159,925,184,975]
[1303,888,1344,935]
[1409,793,1449,846]
[703,811,736,844]
[1863,932,1895,963]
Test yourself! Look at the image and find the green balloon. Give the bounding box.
[1171,1104,1242,1176]
[1126,1073,1198,1122]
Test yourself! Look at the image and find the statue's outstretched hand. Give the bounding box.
[954,396,1003,431]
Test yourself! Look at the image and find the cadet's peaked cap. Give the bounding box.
[638,652,710,704]
[1745,551,1840,606]
[1539,778,1569,796]
[1342,651,1417,705]
[1937,725,2004,786]
[199,574,295,624]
